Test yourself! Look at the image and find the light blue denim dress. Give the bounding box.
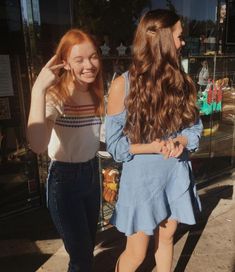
[105,72,203,236]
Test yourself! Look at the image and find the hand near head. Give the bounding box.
[32,55,65,94]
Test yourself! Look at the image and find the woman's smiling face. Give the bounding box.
[67,41,100,86]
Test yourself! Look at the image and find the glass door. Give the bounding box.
[188,56,216,181]
[209,56,235,175]
[0,0,41,217]
[189,55,235,181]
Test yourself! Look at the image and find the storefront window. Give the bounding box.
[7,0,233,223]
[72,0,151,94]
[0,0,41,217]
[72,0,235,224]
[142,0,235,181]
[92,0,235,183]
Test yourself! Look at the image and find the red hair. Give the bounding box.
[48,29,104,116]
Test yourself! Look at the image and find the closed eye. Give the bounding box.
[74,57,83,63]
[91,54,99,60]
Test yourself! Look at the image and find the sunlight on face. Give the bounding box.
[67,41,100,85]
[172,20,185,51]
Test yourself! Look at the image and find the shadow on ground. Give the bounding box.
[173,183,233,272]
[0,180,233,272]
[94,182,234,272]
[0,207,60,272]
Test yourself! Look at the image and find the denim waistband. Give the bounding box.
[46,157,99,208]
[49,157,98,170]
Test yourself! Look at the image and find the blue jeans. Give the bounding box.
[47,157,100,272]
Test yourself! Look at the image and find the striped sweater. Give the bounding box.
[46,101,102,163]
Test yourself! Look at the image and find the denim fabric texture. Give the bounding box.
[47,157,100,272]
[105,72,203,236]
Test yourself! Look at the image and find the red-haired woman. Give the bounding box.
[106,9,203,272]
[28,29,104,272]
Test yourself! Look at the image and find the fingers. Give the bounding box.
[173,143,184,157]
[44,56,65,74]
[50,63,66,72]
[155,139,169,158]
[164,139,173,159]
[153,139,165,153]
[168,139,175,156]
[161,139,184,159]
[168,139,178,157]
[161,145,170,159]
[44,55,58,68]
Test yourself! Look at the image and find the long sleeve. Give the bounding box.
[105,111,134,162]
[179,118,203,152]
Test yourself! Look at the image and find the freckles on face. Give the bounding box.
[67,41,100,84]
[172,20,185,51]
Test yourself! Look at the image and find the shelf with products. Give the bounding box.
[188,54,235,127]
[98,55,132,228]
[187,54,235,180]
[188,55,235,85]
[97,150,122,229]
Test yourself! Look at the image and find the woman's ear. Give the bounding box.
[63,62,71,70]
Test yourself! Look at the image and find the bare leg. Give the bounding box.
[154,219,178,272]
[115,231,150,272]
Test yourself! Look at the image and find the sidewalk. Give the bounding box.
[0,172,235,272]
[38,172,235,272]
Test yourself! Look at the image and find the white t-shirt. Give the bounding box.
[198,67,209,86]
[46,97,102,163]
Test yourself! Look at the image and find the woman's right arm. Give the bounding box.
[27,55,65,154]
[27,87,53,154]
[106,76,164,162]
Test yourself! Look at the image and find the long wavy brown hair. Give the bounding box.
[124,9,199,143]
[48,29,104,116]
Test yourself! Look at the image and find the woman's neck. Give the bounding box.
[67,82,92,105]
[68,81,90,93]
[75,80,89,92]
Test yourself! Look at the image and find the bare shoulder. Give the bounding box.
[107,75,126,115]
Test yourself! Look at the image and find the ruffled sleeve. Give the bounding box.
[105,111,134,162]
[179,118,203,152]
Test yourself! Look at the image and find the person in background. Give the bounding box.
[197,59,209,93]
[218,2,226,54]
[27,29,104,272]
[106,9,203,272]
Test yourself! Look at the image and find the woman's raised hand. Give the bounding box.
[32,55,65,94]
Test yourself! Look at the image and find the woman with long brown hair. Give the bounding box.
[106,9,203,272]
[28,29,104,272]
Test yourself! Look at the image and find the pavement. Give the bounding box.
[0,172,235,272]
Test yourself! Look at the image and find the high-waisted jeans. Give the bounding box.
[47,157,100,272]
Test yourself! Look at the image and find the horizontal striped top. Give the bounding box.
[55,104,101,128]
[46,99,102,163]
